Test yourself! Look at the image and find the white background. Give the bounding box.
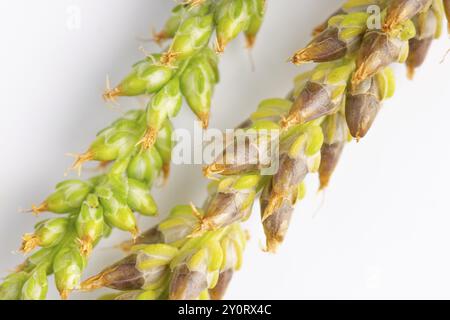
[0,0,449,300]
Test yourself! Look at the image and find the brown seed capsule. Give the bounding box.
[119,227,164,252]
[282,81,333,129]
[260,183,296,253]
[384,0,432,31]
[346,77,381,139]
[319,143,345,190]
[406,37,432,79]
[353,31,404,86]
[81,255,144,291]
[169,264,208,300]
[272,154,308,196]
[319,113,348,190]
[208,269,234,300]
[406,8,437,79]
[445,0,450,33]
[291,27,348,64]
[201,190,253,230]
[261,152,308,222]
[203,135,273,177]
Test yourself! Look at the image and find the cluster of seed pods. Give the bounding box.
[0,110,171,300]
[81,204,246,300]
[0,0,267,300]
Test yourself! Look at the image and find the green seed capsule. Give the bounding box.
[180,56,216,128]
[76,194,104,256]
[0,272,29,300]
[127,147,163,186]
[157,205,203,247]
[202,47,220,83]
[101,195,137,235]
[139,79,182,151]
[21,267,48,300]
[87,118,144,163]
[96,175,138,235]
[163,14,215,64]
[53,245,86,299]
[39,180,93,214]
[20,218,69,254]
[244,0,266,48]
[153,5,186,44]
[148,78,182,131]
[127,179,158,217]
[155,120,174,180]
[17,248,54,273]
[116,60,174,96]
[215,0,252,52]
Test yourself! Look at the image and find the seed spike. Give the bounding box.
[187,203,214,238]
[136,128,158,151]
[280,114,300,130]
[102,74,121,103]
[67,150,95,176]
[162,163,171,184]
[60,289,70,300]
[289,48,312,65]
[152,29,169,47]
[202,164,224,179]
[77,237,93,257]
[264,238,280,254]
[261,194,283,222]
[25,202,48,216]
[160,51,180,66]
[214,37,225,54]
[20,233,40,254]
[80,273,108,291]
[131,227,140,241]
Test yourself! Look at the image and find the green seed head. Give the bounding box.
[375,67,396,100]
[167,14,215,61]
[103,201,137,234]
[250,98,292,123]
[90,119,143,162]
[35,218,69,248]
[127,147,163,186]
[96,175,138,235]
[219,224,246,271]
[133,244,178,290]
[0,272,29,300]
[76,194,104,256]
[215,0,252,52]
[180,56,216,128]
[158,205,203,247]
[127,179,158,217]
[244,0,266,47]
[119,61,174,96]
[20,267,48,300]
[159,5,187,40]
[53,245,86,299]
[155,120,174,173]
[46,180,93,214]
[305,125,325,157]
[146,78,182,133]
